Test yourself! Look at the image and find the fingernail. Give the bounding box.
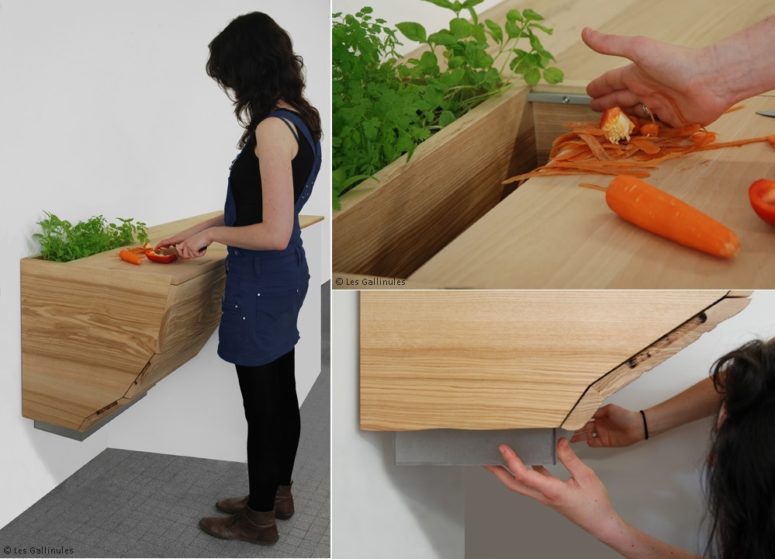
[498,444,508,454]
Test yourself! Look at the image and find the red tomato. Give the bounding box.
[749,179,775,226]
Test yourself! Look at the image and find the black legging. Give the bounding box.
[235,349,301,512]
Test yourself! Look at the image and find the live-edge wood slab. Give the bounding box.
[360,290,748,431]
[21,211,324,433]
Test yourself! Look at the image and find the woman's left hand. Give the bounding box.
[175,230,212,259]
[485,438,623,541]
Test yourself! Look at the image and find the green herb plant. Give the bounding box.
[332,0,563,208]
[33,212,150,262]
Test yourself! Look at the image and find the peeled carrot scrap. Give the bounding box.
[119,249,143,265]
[503,105,774,186]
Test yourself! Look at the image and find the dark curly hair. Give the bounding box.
[706,338,775,559]
[206,12,321,147]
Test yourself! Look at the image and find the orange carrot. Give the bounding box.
[604,175,740,259]
[119,248,143,265]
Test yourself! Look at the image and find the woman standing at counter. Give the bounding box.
[156,12,321,546]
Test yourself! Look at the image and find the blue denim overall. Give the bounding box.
[217,109,321,366]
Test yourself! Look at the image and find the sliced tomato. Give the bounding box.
[145,247,178,263]
[749,178,775,226]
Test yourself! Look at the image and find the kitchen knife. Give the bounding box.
[755,109,775,118]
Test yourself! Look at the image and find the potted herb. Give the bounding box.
[33,212,149,262]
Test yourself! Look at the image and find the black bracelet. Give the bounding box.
[639,409,650,440]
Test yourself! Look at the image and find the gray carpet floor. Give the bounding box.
[0,282,331,558]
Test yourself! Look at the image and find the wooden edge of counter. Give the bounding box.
[561,293,751,430]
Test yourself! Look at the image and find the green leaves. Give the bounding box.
[396,21,427,42]
[33,213,149,262]
[543,67,564,84]
[449,17,473,38]
[484,19,502,44]
[428,31,457,46]
[333,4,562,208]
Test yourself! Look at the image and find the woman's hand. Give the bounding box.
[582,27,733,127]
[571,404,644,448]
[486,438,623,541]
[155,231,189,251]
[175,229,212,259]
[487,438,701,559]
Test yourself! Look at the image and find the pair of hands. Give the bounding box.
[487,404,644,538]
[155,230,213,260]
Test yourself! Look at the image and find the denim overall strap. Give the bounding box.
[267,108,322,214]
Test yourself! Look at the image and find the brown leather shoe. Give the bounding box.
[199,507,278,545]
[274,485,295,520]
[215,495,248,515]
[215,485,295,519]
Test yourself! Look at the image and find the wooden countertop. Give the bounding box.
[31,212,324,286]
[407,1,775,288]
[411,97,775,288]
[360,290,749,431]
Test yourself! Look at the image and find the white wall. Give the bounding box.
[332,291,466,559]
[0,0,328,530]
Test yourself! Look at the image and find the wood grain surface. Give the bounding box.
[360,290,748,431]
[561,294,750,430]
[72,211,324,286]
[410,93,775,288]
[21,211,324,432]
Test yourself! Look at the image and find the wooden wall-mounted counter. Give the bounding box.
[21,211,324,435]
[360,290,749,431]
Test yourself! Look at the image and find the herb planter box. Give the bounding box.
[21,211,323,436]
[332,80,597,283]
[333,84,535,280]
[360,290,749,432]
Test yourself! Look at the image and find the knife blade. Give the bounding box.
[756,109,775,118]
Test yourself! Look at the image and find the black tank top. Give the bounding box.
[230,113,314,226]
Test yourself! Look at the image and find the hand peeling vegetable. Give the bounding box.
[581,175,740,259]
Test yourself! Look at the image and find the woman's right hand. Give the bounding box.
[571,404,645,448]
[155,232,189,251]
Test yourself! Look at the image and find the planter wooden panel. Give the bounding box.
[333,85,536,280]
[21,211,324,433]
[360,290,749,431]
